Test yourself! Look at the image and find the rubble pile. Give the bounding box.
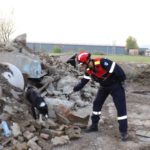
[0,34,97,150]
[0,34,150,150]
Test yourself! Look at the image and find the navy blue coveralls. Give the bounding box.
[73,58,128,134]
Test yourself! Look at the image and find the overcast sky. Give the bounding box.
[0,0,150,47]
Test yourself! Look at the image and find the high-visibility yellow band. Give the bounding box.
[94,61,100,65]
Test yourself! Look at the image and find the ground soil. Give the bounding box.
[52,57,150,150]
[52,82,150,150]
[1,55,150,150]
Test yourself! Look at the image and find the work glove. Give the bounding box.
[63,90,74,100]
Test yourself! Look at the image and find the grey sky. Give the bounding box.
[0,0,150,47]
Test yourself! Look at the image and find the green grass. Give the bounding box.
[92,55,150,63]
[49,53,67,56]
[49,52,150,63]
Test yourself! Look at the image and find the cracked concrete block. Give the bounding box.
[65,126,81,139]
[27,140,41,150]
[11,122,22,137]
[13,142,28,150]
[51,135,70,146]
[40,133,50,140]
[23,131,34,140]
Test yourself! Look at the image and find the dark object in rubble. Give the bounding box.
[132,90,150,95]
[25,86,48,119]
[66,54,77,68]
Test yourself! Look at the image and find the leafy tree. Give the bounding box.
[125,36,139,54]
[52,46,62,53]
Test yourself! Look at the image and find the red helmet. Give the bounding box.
[77,51,91,64]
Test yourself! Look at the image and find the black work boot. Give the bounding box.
[120,132,128,141]
[85,123,98,132]
[85,115,100,133]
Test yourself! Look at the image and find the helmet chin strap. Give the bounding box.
[87,59,94,69]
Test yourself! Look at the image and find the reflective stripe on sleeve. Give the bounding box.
[83,75,91,80]
[93,111,101,115]
[117,115,127,120]
[109,62,116,73]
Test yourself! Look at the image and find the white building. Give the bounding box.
[145,49,150,56]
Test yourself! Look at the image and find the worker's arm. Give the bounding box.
[73,74,90,92]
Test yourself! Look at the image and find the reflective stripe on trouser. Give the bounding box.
[92,87,109,125]
[92,111,101,115]
[117,115,128,133]
[92,83,128,133]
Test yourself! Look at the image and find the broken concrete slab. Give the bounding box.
[10,122,22,137]
[23,131,34,140]
[136,130,150,138]
[65,126,81,139]
[13,142,28,150]
[45,97,75,109]
[54,105,90,125]
[0,52,46,79]
[27,139,42,150]
[51,135,70,146]
[0,62,24,90]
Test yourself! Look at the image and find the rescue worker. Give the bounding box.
[72,51,128,141]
